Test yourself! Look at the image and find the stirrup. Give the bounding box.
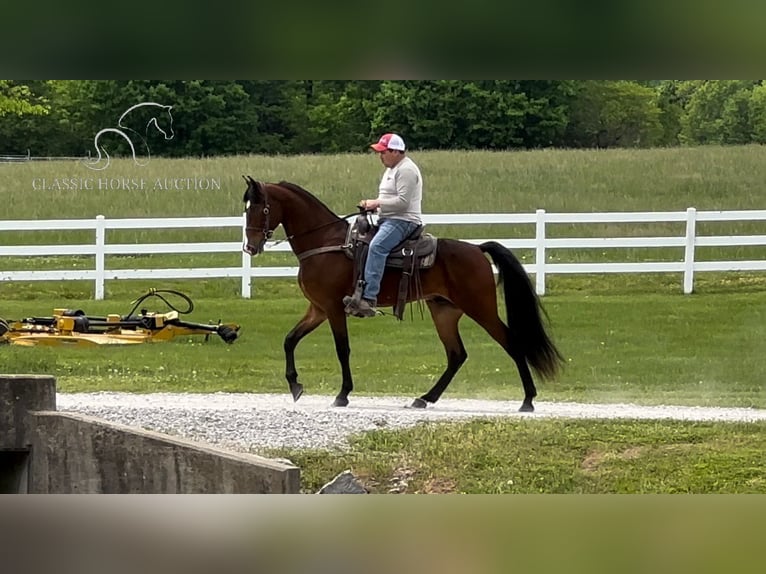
[342,295,356,314]
[343,280,366,313]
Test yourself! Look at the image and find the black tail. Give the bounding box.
[480,241,564,380]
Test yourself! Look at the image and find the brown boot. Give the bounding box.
[355,298,377,317]
[343,295,378,317]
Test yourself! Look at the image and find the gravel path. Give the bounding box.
[56,392,766,453]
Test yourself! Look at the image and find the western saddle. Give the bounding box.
[344,211,437,320]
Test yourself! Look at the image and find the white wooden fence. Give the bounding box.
[1,208,765,299]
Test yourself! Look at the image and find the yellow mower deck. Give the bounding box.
[10,333,150,347]
[1,301,240,348]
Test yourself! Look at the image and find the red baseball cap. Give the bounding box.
[370,133,406,152]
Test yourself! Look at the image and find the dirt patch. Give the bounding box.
[619,446,645,460]
[581,446,647,473]
[420,477,458,494]
[581,449,607,473]
[388,466,417,494]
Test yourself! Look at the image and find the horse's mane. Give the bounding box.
[276,181,342,222]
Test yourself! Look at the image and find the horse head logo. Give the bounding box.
[83,102,175,171]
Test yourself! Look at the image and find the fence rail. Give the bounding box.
[0,151,88,162]
[1,208,765,299]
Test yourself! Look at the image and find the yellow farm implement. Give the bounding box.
[0,289,240,348]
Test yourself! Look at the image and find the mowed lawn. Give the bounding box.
[0,280,764,409]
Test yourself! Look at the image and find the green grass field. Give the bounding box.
[2,145,765,492]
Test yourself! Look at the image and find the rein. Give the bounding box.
[293,213,359,260]
[296,244,350,261]
[246,194,358,257]
[244,179,363,259]
[274,211,358,250]
[296,210,374,260]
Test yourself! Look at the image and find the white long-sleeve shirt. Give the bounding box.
[376,156,422,225]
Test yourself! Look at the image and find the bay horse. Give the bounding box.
[242,177,563,412]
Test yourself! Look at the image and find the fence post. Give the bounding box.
[95,215,106,300]
[241,212,252,298]
[535,209,546,295]
[683,207,697,294]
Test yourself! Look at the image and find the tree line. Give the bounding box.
[2,80,766,157]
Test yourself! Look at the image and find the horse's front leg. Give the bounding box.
[284,304,327,402]
[326,309,353,407]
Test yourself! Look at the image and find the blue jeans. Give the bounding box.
[363,218,420,301]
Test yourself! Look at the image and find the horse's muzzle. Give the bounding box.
[243,239,265,256]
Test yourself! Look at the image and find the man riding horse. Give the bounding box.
[343,133,423,318]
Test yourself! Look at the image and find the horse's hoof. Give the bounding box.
[332,397,349,407]
[290,383,304,402]
[409,397,429,409]
[518,402,534,413]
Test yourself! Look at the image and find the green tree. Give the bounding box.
[0,81,53,155]
[139,80,261,157]
[238,81,309,154]
[721,87,754,144]
[369,80,531,150]
[369,80,457,149]
[566,81,663,148]
[680,80,759,145]
[655,80,689,146]
[304,81,379,152]
[506,80,577,148]
[750,82,766,144]
[0,80,49,117]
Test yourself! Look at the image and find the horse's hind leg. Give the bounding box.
[474,313,537,412]
[458,296,537,412]
[284,304,327,401]
[411,298,467,409]
[509,345,537,413]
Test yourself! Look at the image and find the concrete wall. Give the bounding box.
[28,412,299,493]
[0,374,56,448]
[1,375,300,493]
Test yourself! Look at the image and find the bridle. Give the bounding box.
[245,204,273,242]
[245,178,271,236]
[243,180,361,255]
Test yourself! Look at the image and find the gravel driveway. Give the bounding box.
[56,392,766,453]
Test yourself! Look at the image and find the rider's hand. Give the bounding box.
[359,199,380,211]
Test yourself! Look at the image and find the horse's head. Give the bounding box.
[243,176,279,256]
[148,104,174,140]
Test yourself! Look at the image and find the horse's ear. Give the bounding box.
[242,176,263,202]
